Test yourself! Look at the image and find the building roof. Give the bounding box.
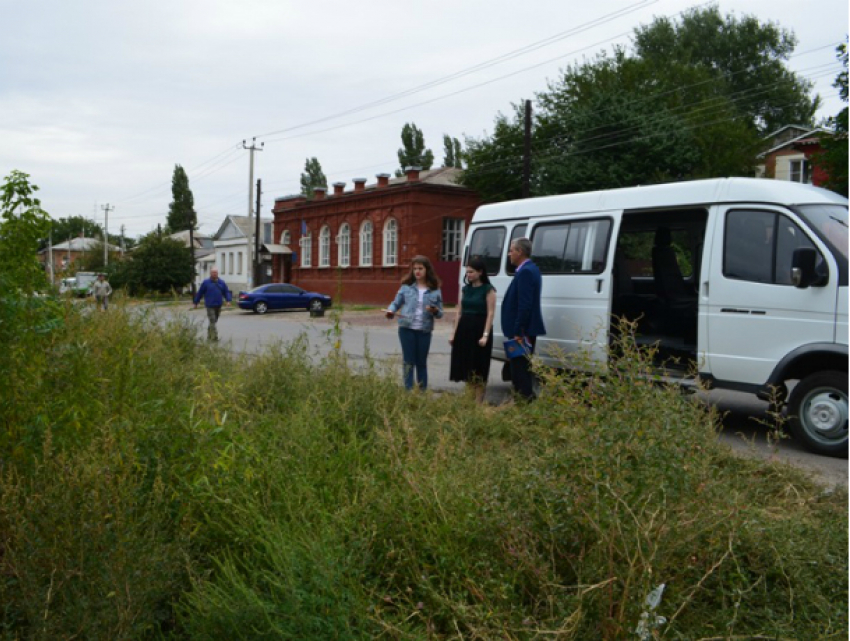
[42,236,121,253]
[760,127,833,158]
[273,167,468,205]
[168,229,214,249]
[213,215,273,240]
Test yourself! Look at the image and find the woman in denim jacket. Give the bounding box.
[385,255,444,390]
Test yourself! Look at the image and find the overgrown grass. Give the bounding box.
[0,298,845,639]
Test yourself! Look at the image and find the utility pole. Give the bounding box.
[120,225,126,256]
[48,231,54,285]
[254,178,262,286]
[101,203,114,266]
[522,100,532,199]
[243,137,264,289]
[189,223,196,295]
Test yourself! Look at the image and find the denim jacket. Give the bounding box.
[388,284,443,332]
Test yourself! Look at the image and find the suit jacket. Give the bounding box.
[501,260,546,338]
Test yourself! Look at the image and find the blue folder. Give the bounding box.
[503,338,531,359]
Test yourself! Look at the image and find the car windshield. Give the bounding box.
[796,204,848,261]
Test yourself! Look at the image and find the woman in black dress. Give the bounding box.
[449,257,496,403]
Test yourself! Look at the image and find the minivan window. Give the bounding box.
[467,226,506,275]
[724,210,820,285]
[531,219,611,274]
[796,204,848,261]
[505,224,528,275]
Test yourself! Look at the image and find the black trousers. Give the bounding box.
[509,336,537,400]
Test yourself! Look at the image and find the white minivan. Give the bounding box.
[463,178,848,457]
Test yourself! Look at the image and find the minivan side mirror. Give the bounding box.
[790,247,826,288]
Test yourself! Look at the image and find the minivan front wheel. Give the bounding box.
[788,371,848,458]
[309,299,324,312]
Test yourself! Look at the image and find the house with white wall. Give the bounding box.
[212,215,273,293]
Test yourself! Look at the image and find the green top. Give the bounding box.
[460,283,495,316]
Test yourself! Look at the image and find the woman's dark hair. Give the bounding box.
[402,255,442,290]
[464,257,491,286]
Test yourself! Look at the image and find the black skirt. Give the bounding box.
[449,313,493,383]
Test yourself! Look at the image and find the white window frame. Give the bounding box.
[300,229,312,267]
[442,218,465,261]
[383,218,398,266]
[790,159,812,184]
[281,229,291,246]
[237,251,243,274]
[319,225,331,267]
[360,220,373,267]
[338,223,350,268]
[228,252,234,275]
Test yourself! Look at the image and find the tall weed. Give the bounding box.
[0,302,845,639]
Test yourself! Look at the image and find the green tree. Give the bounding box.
[0,171,51,293]
[40,215,103,250]
[166,165,196,233]
[299,158,328,199]
[122,232,193,294]
[461,109,527,202]
[76,240,121,272]
[442,135,463,168]
[396,123,434,176]
[461,8,809,201]
[632,6,817,135]
[815,42,848,196]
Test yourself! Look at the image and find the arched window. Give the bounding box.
[338,223,350,268]
[319,226,331,267]
[360,220,373,267]
[300,227,312,267]
[383,218,398,266]
[281,229,291,246]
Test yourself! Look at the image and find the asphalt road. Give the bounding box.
[169,304,847,489]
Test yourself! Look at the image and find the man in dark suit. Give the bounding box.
[501,237,546,400]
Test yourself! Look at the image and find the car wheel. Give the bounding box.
[788,371,848,458]
[309,298,324,312]
[254,301,268,315]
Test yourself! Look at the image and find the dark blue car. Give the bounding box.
[237,283,332,314]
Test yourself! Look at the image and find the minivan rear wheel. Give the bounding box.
[788,371,848,458]
[254,301,268,314]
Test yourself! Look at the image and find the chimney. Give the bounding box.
[353,177,367,193]
[405,166,421,183]
[376,173,391,188]
[313,187,327,201]
[333,181,346,196]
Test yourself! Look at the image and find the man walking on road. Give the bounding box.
[193,268,231,341]
[91,273,112,311]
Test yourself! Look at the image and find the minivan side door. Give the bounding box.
[530,215,616,367]
[703,205,838,386]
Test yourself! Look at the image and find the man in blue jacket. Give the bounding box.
[193,268,231,341]
[501,237,546,400]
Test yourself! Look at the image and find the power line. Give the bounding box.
[253,0,661,140]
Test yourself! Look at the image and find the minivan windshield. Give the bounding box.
[797,204,848,261]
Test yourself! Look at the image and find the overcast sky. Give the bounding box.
[3,0,847,239]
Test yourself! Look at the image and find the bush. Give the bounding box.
[0,304,845,639]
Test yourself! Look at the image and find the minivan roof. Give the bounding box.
[471,178,848,224]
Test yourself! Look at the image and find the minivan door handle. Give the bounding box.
[596,278,603,293]
[702,280,709,297]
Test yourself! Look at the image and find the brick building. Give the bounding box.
[271,167,480,305]
[757,125,834,187]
